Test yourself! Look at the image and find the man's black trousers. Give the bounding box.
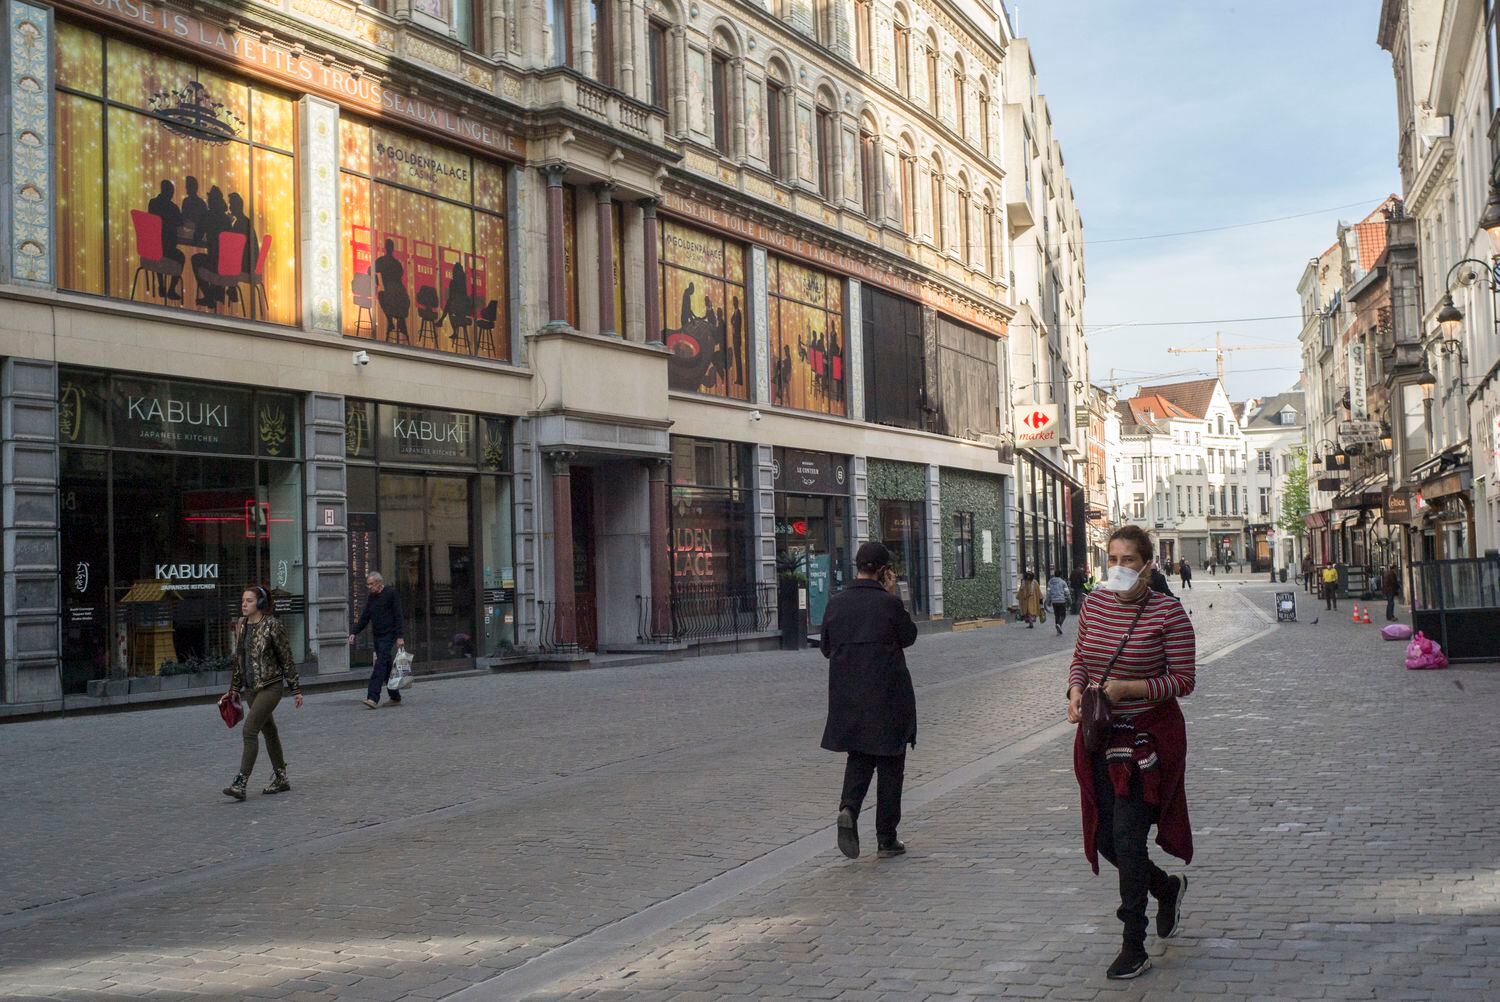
[840,750,905,840]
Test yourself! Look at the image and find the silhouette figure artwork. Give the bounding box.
[147,180,184,300]
[374,239,412,340]
[180,176,207,239]
[439,262,472,347]
[191,185,231,308]
[731,296,744,386]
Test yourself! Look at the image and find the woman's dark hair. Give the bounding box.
[1023,570,1036,580]
[242,584,270,612]
[1108,525,1155,564]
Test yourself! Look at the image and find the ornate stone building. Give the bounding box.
[0,0,1085,711]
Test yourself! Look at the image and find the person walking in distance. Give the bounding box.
[821,542,919,860]
[1069,563,1088,615]
[224,585,302,800]
[1016,570,1044,628]
[348,572,406,709]
[1321,564,1340,611]
[1047,568,1072,636]
[1067,525,1195,980]
[1382,564,1400,622]
[1178,559,1193,590]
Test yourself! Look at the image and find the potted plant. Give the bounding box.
[776,550,808,650]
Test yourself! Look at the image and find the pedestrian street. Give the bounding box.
[2,576,1497,1001]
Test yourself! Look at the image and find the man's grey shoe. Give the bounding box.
[837,808,859,859]
[877,837,906,857]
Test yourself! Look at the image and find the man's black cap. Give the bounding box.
[855,541,892,571]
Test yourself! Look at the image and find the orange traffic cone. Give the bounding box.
[1351,604,1361,623]
[1361,607,1372,624]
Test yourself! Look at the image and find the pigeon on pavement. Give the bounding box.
[1310,617,1319,625]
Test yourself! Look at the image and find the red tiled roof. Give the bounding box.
[1135,378,1220,419]
[1125,393,1193,424]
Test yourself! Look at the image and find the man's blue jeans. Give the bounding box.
[366,637,401,703]
[1386,596,1397,621]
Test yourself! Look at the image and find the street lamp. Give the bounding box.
[1478,177,1500,252]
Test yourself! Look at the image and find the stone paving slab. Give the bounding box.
[1,579,1469,1001]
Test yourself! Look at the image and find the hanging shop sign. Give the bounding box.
[1337,420,1382,446]
[54,0,524,160]
[771,448,848,495]
[1383,488,1414,525]
[1014,404,1060,450]
[1347,341,1368,421]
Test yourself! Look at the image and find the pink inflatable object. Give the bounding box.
[1381,624,1413,641]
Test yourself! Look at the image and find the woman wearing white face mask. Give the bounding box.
[1065,525,1196,981]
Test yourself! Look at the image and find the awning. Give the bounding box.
[1305,510,1331,530]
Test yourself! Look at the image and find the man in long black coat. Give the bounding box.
[820,541,919,859]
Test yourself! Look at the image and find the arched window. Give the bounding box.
[977,76,991,152]
[854,0,873,70]
[900,138,917,233]
[858,118,878,217]
[648,17,670,112]
[952,55,966,136]
[766,61,790,180]
[710,29,740,158]
[894,8,911,96]
[956,175,971,264]
[816,90,838,197]
[589,0,615,86]
[925,32,939,114]
[930,154,945,251]
[983,191,997,275]
[547,0,572,67]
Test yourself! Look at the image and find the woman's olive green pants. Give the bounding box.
[240,685,287,777]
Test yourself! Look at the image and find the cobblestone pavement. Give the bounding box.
[2,578,1496,1001]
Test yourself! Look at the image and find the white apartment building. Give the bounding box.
[1242,390,1307,574]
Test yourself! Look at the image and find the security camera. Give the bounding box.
[749,409,762,422]
[352,350,370,367]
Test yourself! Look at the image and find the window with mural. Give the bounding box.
[669,436,756,610]
[55,22,298,324]
[340,119,509,361]
[660,221,749,399]
[769,256,847,416]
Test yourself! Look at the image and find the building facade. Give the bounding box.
[1241,390,1306,574]
[0,0,1089,709]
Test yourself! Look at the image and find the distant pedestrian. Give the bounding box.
[1067,525,1194,980]
[1208,560,1216,576]
[821,541,919,860]
[1016,570,1044,628]
[1047,569,1072,635]
[1179,559,1193,590]
[1069,564,1088,615]
[1382,564,1400,622]
[1149,565,1175,597]
[1301,554,1315,591]
[224,585,302,801]
[1321,565,1340,611]
[348,571,406,709]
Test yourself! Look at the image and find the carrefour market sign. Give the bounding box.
[1014,404,1060,450]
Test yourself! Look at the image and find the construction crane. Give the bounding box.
[1167,331,1297,384]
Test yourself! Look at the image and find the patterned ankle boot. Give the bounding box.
[262,769,291,795]
[222,774,247,801]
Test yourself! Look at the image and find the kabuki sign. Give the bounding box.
[1014,404,1060,450]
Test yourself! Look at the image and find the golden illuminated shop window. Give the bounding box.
[339,119,510,362]
[54,23,299,326]
[660,220,750,402]
[768,255,846,418]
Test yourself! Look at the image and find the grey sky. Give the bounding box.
[1016,0,1399,403]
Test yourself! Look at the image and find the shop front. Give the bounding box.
[57,369,307,695]
[345,401,515,670]
[668,436,763,642]
[865,459,930,616]
[773,448,851,634]
[1016,453,1075,578]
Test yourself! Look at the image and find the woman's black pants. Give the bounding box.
[1092,755,1172,948]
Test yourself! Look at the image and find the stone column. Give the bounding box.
[298,96,341,333]
[595,182,617,336]
[750,246,771,403]
[852,455,870,542]
[754,444,777,588]
[926,463,944,619]
[640,197,662,344]
[303,393,349,675]
[647,458,671,638]
[547,450,578,648]
[2,357,59,704]
[1,0,54,287]
[845,278,865,421]
[542,164,570,330]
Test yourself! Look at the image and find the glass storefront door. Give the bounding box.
[877,499,927,613]
[371,473,475,667]
[775,493,849,628]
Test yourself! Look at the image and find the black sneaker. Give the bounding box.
[836,808,859,859]
[222,774,247,801]
[1157,873,1187,939]
[1106,947,1151,980]
[877,837,907,858]
[262,770,291,795]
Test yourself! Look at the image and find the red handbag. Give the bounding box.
[218,692,243,728]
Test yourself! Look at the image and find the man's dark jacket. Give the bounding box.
[353,586,405,641]
[819,579,919,756]
[1150,569,1175,597]
[1382,568,1400,599]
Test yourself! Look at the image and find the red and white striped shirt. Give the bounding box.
[1068,589,1196,717]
